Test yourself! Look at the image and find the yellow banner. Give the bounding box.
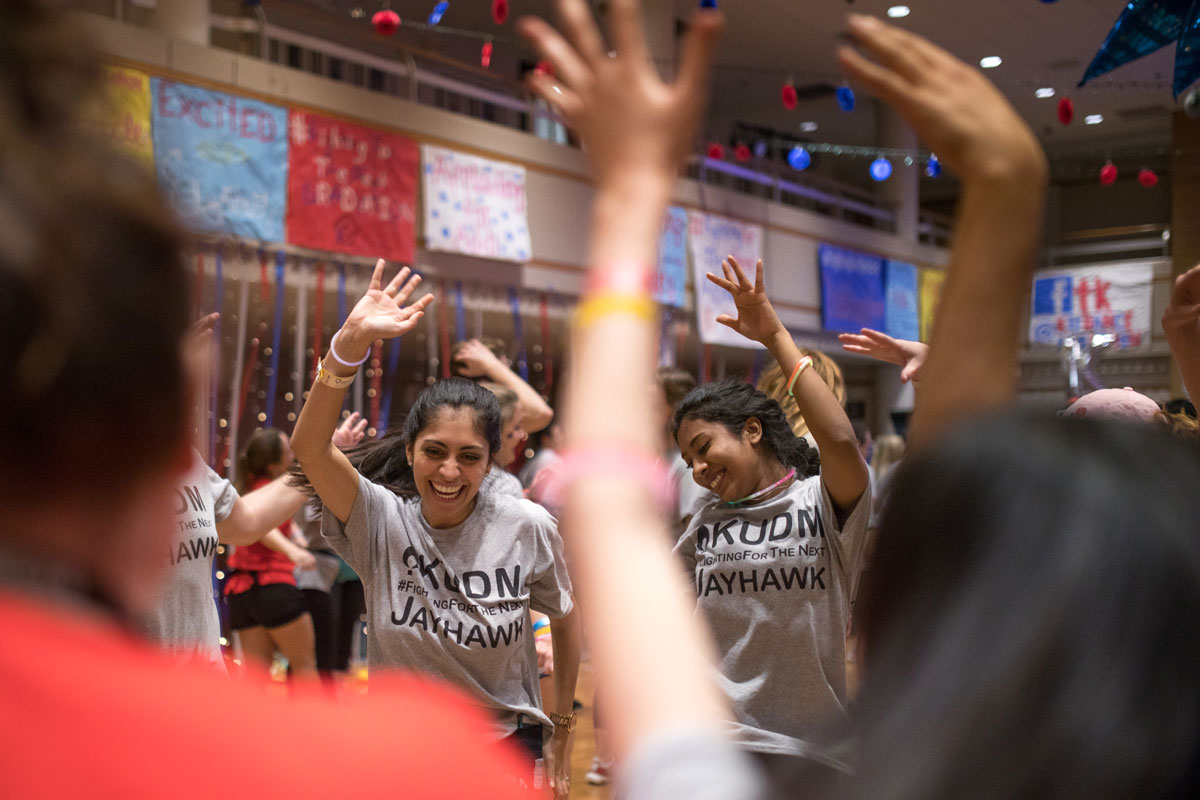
[86,66,153,167]
[919,268,947,342]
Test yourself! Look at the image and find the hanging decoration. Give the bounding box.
[781,80,798,110]
[1184,86,1200,117]
[439,280,452,379]
[734,142,752,162]
[1057,97,1074,125]
[209,250,224,467]
[787,146,812,171]
[706,142,726,160]
[372,8,401,36]
[508,287,530,381]
[370,339,384,434]
[870,156,893,182]
[222,254,253,478]
[752,139,769,159]
[925,153,941,178]
[1080,0,1200,97]
[539,291,554,395]
[428,2,448,25]
[492,0,509,24]
[264,252,285,428]
[337,265,348,326]
[454,281,467,343]
[1138,167,1159,187]
[311,262,326,381]
[378,332,405,433]
[481,40,493,68]
[227,336,261,469]
[259,251,270,302]
[1100,161,1119,185]
[836,85,856,112]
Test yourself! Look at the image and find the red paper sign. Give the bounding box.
[286,111,418,262]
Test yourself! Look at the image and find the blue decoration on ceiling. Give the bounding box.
[1080,0,1200,97]
[753,139,769,159]
[700,0,718,7]
[787,146,812,170]
[925,153,941,178]
[429,2,449,24]
[836,85,856,111]
[870,157,893,181]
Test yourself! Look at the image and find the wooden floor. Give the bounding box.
[565,658,611,800]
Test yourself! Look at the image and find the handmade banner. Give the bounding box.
[919,268,946,342]
[687,211,765,349]
[421,145,531,262]
[819,244,885,333]
[286,111,418,261]
[1029,262,1154,349]
[86,66,153,167]
[654,206,689,308]
[884,260,920,342]
[152,79,288,240]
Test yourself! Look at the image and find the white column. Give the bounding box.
[146,0,209,46]
[875,103,919,242]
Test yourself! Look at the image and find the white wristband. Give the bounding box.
[329,331,370,368]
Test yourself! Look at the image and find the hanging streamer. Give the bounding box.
[370,340,384,436]
[293,264,309,422]
[439,279,452,379]
[264,252,285,428]
[508,287,529,381]
[379,331,404,432]
[259,251,269,303]
[223,260,252,480]
[454,281,467,344]
[337,264,348,325]
[311,262,326,381]
[539,291,553,394]
[209,250,224,467]
[474,282,484,339]
[222,336,260,475]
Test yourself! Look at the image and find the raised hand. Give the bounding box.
[838,328,929,383]
[706,256,786,345]
[1163,263,1200,337]
[453,339,504,379]
[518,0,723,191]
[332,411,368,449]
[837,14,1045,183]
[338,259,433,360]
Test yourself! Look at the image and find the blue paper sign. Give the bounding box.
[654,206,688,308]
[152,79,288,240]
[819,244,885,333]
[885,260,920,341]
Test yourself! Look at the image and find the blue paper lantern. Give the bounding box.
[787,146,812,171]
[429,1,448,24]
[753,139,769,159]
[926,153,941,178]
[700,0,718,7]
[836,86,856,112]
[870,157,893,181]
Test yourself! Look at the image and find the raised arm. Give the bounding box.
[519,0,730,761]
[291,259,432,522]
[1163,263,1200,403]
[708,256,868,510]
[838,328,929,384]
[216,475,306,546]
[838,14,1047,449]
[454,339,554,433]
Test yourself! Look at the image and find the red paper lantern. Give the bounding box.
[1138,168,1159,188]
[481,41,493,69]
[1100,162,1118,185]
[492,0,509,24]
[781,83,798,110]
[706,142,726,160]
[372,9,400,35]
[1057,97,1074,125]
[734,142,752,162]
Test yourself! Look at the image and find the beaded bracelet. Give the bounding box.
[543,445,676,513]
[328,331,371,368]
[574,293,657,329]
[786,356,814,398]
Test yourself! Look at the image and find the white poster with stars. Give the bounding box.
[420,145,532,263]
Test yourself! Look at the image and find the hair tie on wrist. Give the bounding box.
[786,356,814,398]
[544,446,675,512]
[329,331,371,368]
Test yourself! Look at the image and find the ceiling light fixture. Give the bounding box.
[1036,87,1056,98]
[980,56,1003,69]
[1085,114,1104,124]
[887,5,910,17]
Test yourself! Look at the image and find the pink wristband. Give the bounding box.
[544,446,676,512]
[585,260,656,296]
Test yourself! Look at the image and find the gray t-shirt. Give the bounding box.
[144,452,236,667]
[673,476,870,769]
[482,466,525,500]
[620,729,767,800]
[322,474,573,737]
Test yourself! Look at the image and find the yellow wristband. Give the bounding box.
[574,293,657,329]
[316,363,356,390]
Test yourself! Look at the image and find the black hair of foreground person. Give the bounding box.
[290,377,502,498]
[836,414,1200,800]
[0,0,188,510]
[673,379,821,479]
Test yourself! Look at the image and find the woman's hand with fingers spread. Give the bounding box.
[339,259,434,360]
[838,328,929,383]
[332,412,369,449]
[837,13,1045,184]
[706,256,786,346]
[518,0,724,191]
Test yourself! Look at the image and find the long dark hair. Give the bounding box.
[672,380,820,478]
[291,378,502,499]
[236,428,285,492]
[833,414,1200,800]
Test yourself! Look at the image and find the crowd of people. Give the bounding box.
[3,0,1200,798]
